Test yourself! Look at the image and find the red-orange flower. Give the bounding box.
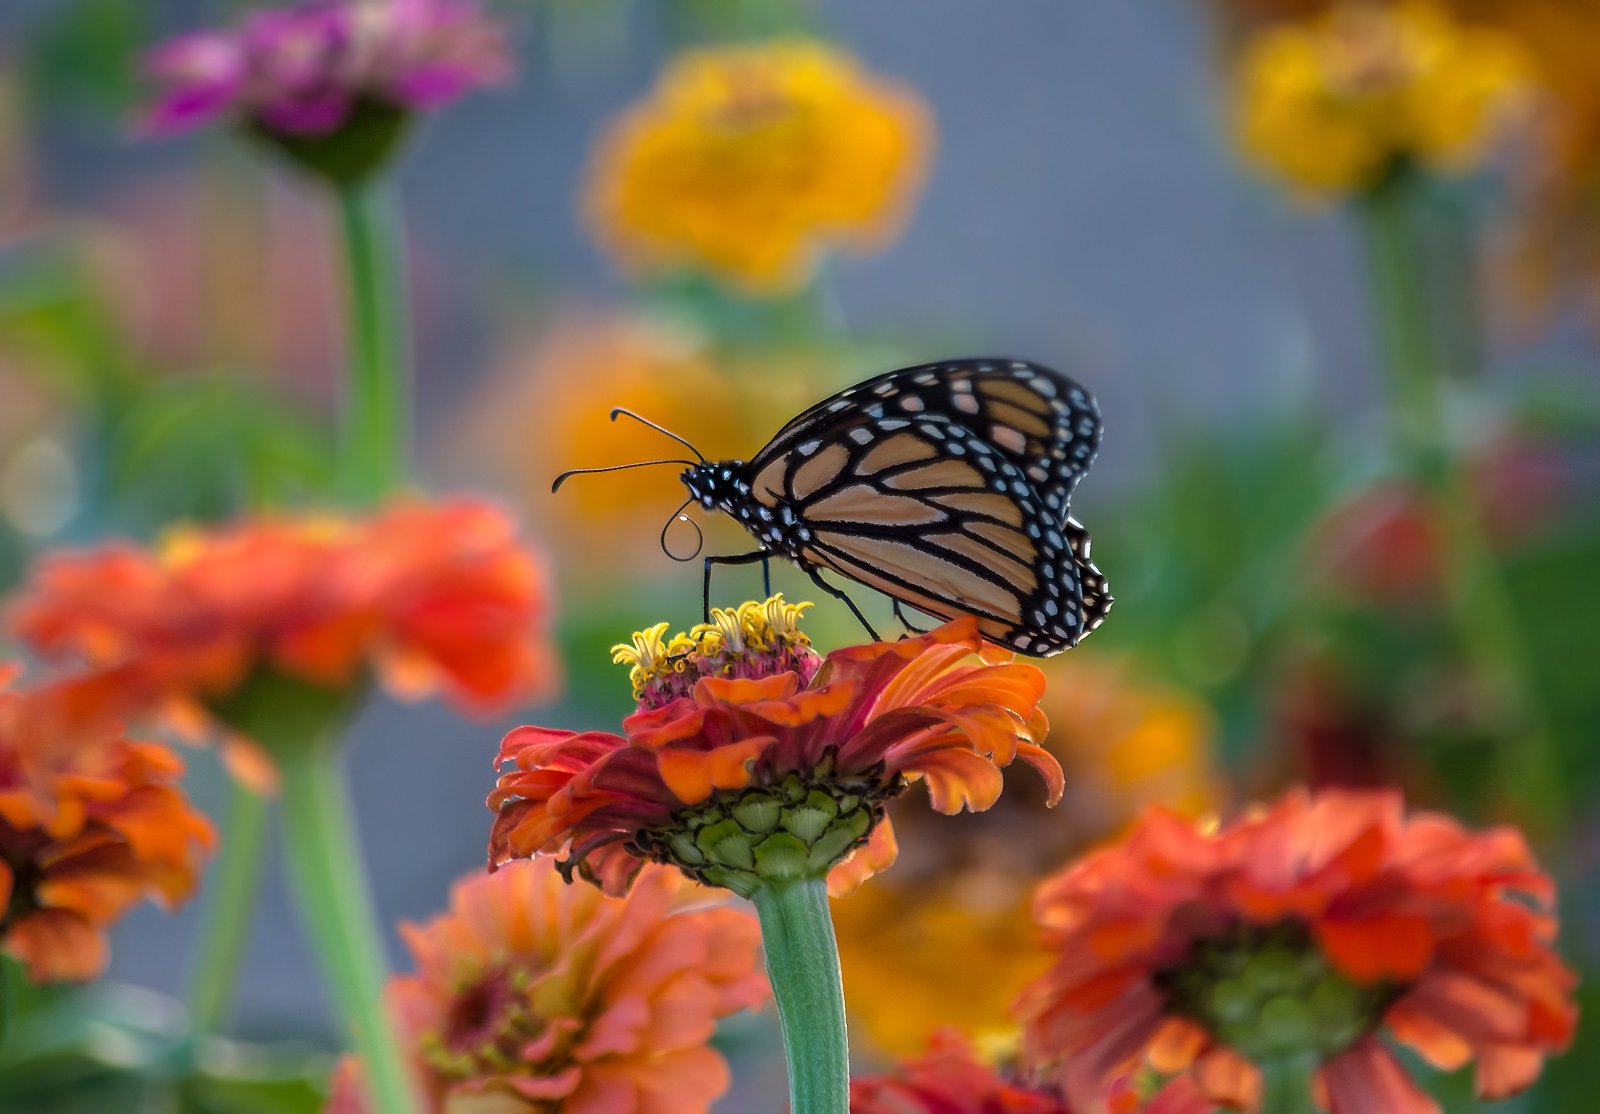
[850,1031,1216,1114]
[326,857,769,1114]
[0,666,215,981]
[488,598,1060,898]
[1306,435,1565,607]
[1017,788,1576,1114]
[852,1032,1071,1114]
[7,498,558,757]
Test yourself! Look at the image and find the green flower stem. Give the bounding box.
[1258,1050,1320,1114]
[1362,179,1445,476]
[186,780,271,1035]
[1359,178,1563,826]
[0,955,16,1051]
[335,181,410,503]
[277,735,417,1114]
[751,878,850,1114]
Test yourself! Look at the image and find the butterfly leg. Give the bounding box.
[703,551,772,620]
[892,600,931,636]
[806,568,882,642]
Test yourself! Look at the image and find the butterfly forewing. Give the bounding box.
[740,358,1111,655]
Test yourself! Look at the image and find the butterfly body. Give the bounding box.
[677,358,1112,656]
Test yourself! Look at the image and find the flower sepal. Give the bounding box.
[206,668,366,762]
[628,762,898,899]
[1159,921,1399,1067]
[248,97,413,188]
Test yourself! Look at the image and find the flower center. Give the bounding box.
[613,595,821,710]
[629,761,902,898]
[442,970,518,1056]
[1154,920,1401,1063]
[0,820,48,926]
[420,965,550,1079]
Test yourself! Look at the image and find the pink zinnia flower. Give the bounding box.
[142,0,510,140]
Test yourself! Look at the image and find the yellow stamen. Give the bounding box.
[613,595,816,700]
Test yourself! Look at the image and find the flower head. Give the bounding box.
[0,667,215,982]
[326,857,769,1114]
[1235,2,1529,199]
[1017,788,1577,1114]
[489,601,1060,899]
[8,499,557,769]
[143,0,510,182]
[584,39,932,295]
[1307,435,1566,607]
[851,1031,1071,1114]
[851,1031,1216,1114]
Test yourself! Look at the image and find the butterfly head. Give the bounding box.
[681,460,749,513]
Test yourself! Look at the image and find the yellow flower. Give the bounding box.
[584,39,933,295]
[1235,2,1529,199]
[834,654,1220,1055]
[441,309,843,584]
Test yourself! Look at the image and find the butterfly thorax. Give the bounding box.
[682,460,809,556]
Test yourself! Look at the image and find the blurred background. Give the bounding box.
[0,0,1597,1110]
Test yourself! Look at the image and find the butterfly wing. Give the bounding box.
[741,359,1111,654]
[747,358,1102,520]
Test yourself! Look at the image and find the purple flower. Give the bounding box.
[141,0,511,139]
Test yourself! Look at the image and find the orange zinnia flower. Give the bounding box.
[326,857,769,1114]
[7,498,558,764]
[488,597,1061,898]
[0,666,215,981]
[1017,788,1576,1114]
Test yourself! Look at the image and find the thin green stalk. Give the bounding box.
[278,735,417,1114]
[1361,181,1444,477]
[0,955,16,1051]
[751,879,850,1114]
[1258,1050,1320,1114]
[186,781,271,1035]
[1359,180,1564,825]
[335,182,410,503]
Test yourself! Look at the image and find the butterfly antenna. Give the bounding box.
[610,409,708,463]
[551,458,699,493]
[659,498,704,563]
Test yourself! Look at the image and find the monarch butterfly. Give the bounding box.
[555,357,1111,656]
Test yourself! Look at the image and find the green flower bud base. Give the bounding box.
[630,765,901,899]
[248,97,413,189]
[1157,920,1401,1065]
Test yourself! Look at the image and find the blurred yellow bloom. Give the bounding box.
[584,39,932,295]
[1039,655,1223,827]
[834,655,1220,1055]
[1235,2,1529,199]
[441,310,828,583]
